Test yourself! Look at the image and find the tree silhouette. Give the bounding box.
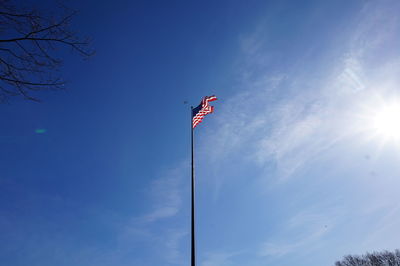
[335,249,400,266]
[0,0,93,102]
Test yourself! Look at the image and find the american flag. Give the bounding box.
[192,95,217,128]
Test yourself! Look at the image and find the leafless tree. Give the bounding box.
[335,249,400,266]
[0,0,93,102]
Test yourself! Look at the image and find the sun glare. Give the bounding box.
[353,93,400,149]
[370,103,400,141]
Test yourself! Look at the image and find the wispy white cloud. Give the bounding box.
[362,202,400,250]
[259,227,327,257]
[201,250,244,266]
[135,162,187,224]
[338,55,366,92]
[259,205,340,258]
[140,176,182,223]
[115,162,189,265]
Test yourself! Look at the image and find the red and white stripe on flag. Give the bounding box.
[192,95,217,128]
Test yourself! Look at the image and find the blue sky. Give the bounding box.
[1,0,400,265]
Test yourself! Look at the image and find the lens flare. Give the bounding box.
[35,129,46,134]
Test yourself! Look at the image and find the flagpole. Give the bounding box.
[191,106,196,266]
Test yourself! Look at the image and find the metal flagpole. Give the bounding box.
[191,106,196,266]
[190,96,216,266]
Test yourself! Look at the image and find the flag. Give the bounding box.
[192,95,217,128]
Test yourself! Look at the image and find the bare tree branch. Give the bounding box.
[0,0,94,102]
[335,249,400,266]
